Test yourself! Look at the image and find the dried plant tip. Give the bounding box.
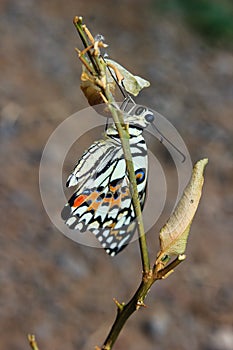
[80,63,115,106]
[73,16,82,25]
[106,61,125,84]
[156,158,208,270]
[82,24,95,44]
[105,58,150,96]
[28,334,40,350]
[94,40,102,56]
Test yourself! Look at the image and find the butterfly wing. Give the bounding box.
[66,139,118,190]
[62,133,148,256]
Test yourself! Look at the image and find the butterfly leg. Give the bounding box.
[120,95,136,112]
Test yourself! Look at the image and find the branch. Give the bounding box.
[106,103,150,273]
[73,16,150,273]
[101,255,186,349]
[28,334,40,350]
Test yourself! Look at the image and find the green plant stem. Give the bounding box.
[73,16,100,75]
[102,273,154,350]
[106,102,150,273]
[28,335,40,350]
[102,256,185,349]
[73,17,150,274]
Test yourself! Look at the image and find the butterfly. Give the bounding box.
[61,104,155,256]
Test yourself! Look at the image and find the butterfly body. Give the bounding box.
[62,106,154,256]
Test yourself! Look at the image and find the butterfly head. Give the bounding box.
[126,105,155,129]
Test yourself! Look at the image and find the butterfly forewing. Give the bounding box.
[62,106,152,256]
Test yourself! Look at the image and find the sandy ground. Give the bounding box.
[0,1,232,349]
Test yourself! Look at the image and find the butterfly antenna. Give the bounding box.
[105,117,110,132]
[102,55,137,129]
[102,55,127,98]
[120,92,136,111]
[152,123,186,163]
[102,55,136,109]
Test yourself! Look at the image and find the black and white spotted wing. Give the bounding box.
[61,105,154,256]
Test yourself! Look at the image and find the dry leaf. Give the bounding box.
[80,66,116,106]
[156,158,208,267]
[105,58,150,96]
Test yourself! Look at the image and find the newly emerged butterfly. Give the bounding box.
[61,104,155,256]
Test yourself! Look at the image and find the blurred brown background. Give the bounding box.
[0,1,232,349]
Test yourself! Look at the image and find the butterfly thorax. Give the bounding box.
[105,124,144,143]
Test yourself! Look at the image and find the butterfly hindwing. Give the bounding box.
[62,106,152,256]
[62,141,140,255]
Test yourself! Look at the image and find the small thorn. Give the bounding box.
[74,47,81,56]
[162,269,174,279]
[28,334,39,350]
[113,298,124,311]
[99,92,108,104]
[73,16,81,26]
[136,300,147,310]
[178,254,186,261]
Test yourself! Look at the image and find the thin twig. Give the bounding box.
[28,334,40,350]
[73,17,150,274]
[106,103,150,274]
[101,257,185,349]
[73,16,100,75]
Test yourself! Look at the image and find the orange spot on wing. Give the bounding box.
[109,184,121,193]
[87,191,103,211]
[113,195,121,207]
[103,197,113,203]
[73,195,87,207]
[89,200,101,211]
[109,185,116,192]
